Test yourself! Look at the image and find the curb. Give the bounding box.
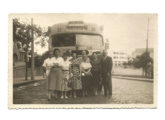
[112,75,153,82]
[13,78,46,87]
[13,75,153,87]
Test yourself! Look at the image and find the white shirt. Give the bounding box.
[67,56,73,61]
[51,57,64,66]
[62,60,71,70]
[81,62,92,70]
[42,57,54,77]
[103,56,107,61]
[42,57,54,68]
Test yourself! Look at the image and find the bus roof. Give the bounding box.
[50,21,103,36]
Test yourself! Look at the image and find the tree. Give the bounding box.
[13,18,42,80]
[133,52,153,77]
[13,18,42,46]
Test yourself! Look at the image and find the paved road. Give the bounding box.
[13,78,153,104]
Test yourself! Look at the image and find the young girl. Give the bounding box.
[61,53,71,99]
[70,51,82,98]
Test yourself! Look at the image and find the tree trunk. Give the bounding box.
[144,66,147,77]
[25,51,28,80]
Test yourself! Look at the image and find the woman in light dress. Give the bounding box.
[48,49,64,99]
[61,53,71,99]
[70,51,82,98]
[42,51,54,99]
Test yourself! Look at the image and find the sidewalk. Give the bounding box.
[112,67,153,82]
[13,76,46,87]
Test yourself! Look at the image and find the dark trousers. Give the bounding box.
[91,71,100,89]
[102,74,112,96]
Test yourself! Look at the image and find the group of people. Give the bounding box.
[42,49,113,100]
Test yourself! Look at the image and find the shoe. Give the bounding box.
[61,96,64,99]
[48,93,51,100]
[73,95,77,98]
[48,96,52,100]
[65,95,68,99]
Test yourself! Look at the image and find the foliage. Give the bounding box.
[133,52,152,69]
[41,51,50,61]
[13,18,42,51]
[27,56,43,68]
[27,51,50,68]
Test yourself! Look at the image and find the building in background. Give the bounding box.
[105,38,110,50]
[109,50,129,67]
[13,41,26,66]
[132,48,154,59]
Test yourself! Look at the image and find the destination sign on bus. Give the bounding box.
[67,26,88,31]
[50,21,103,36]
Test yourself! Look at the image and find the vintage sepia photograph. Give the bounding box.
[8,13,157,108]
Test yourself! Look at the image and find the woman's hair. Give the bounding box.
[82,50,89,55]
[66,49,72,53]
[63,52,68,57]
[72,51,77,55]
[92,52,97,56]
[66,49,72,55]
[53,48,60,55]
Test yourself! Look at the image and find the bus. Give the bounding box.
[48,21,105,55]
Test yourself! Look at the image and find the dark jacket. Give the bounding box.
[101,56,113,76]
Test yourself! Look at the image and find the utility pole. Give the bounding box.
[146,17,149,53]
[31,18,35,80]
[145,17,150,77]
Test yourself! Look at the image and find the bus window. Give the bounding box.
[76,34,103,50]
[52,34,76,47]
[51,33,103,50]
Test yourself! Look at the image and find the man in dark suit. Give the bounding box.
[101,50,113,97]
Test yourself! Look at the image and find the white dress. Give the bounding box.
[48,57,65,91]
[62,60,71,91]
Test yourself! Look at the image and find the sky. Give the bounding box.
[14,14,158,55]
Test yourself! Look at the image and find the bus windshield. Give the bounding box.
[76,34,103,49]
[52,34,103,49]
[52,34,76,47]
